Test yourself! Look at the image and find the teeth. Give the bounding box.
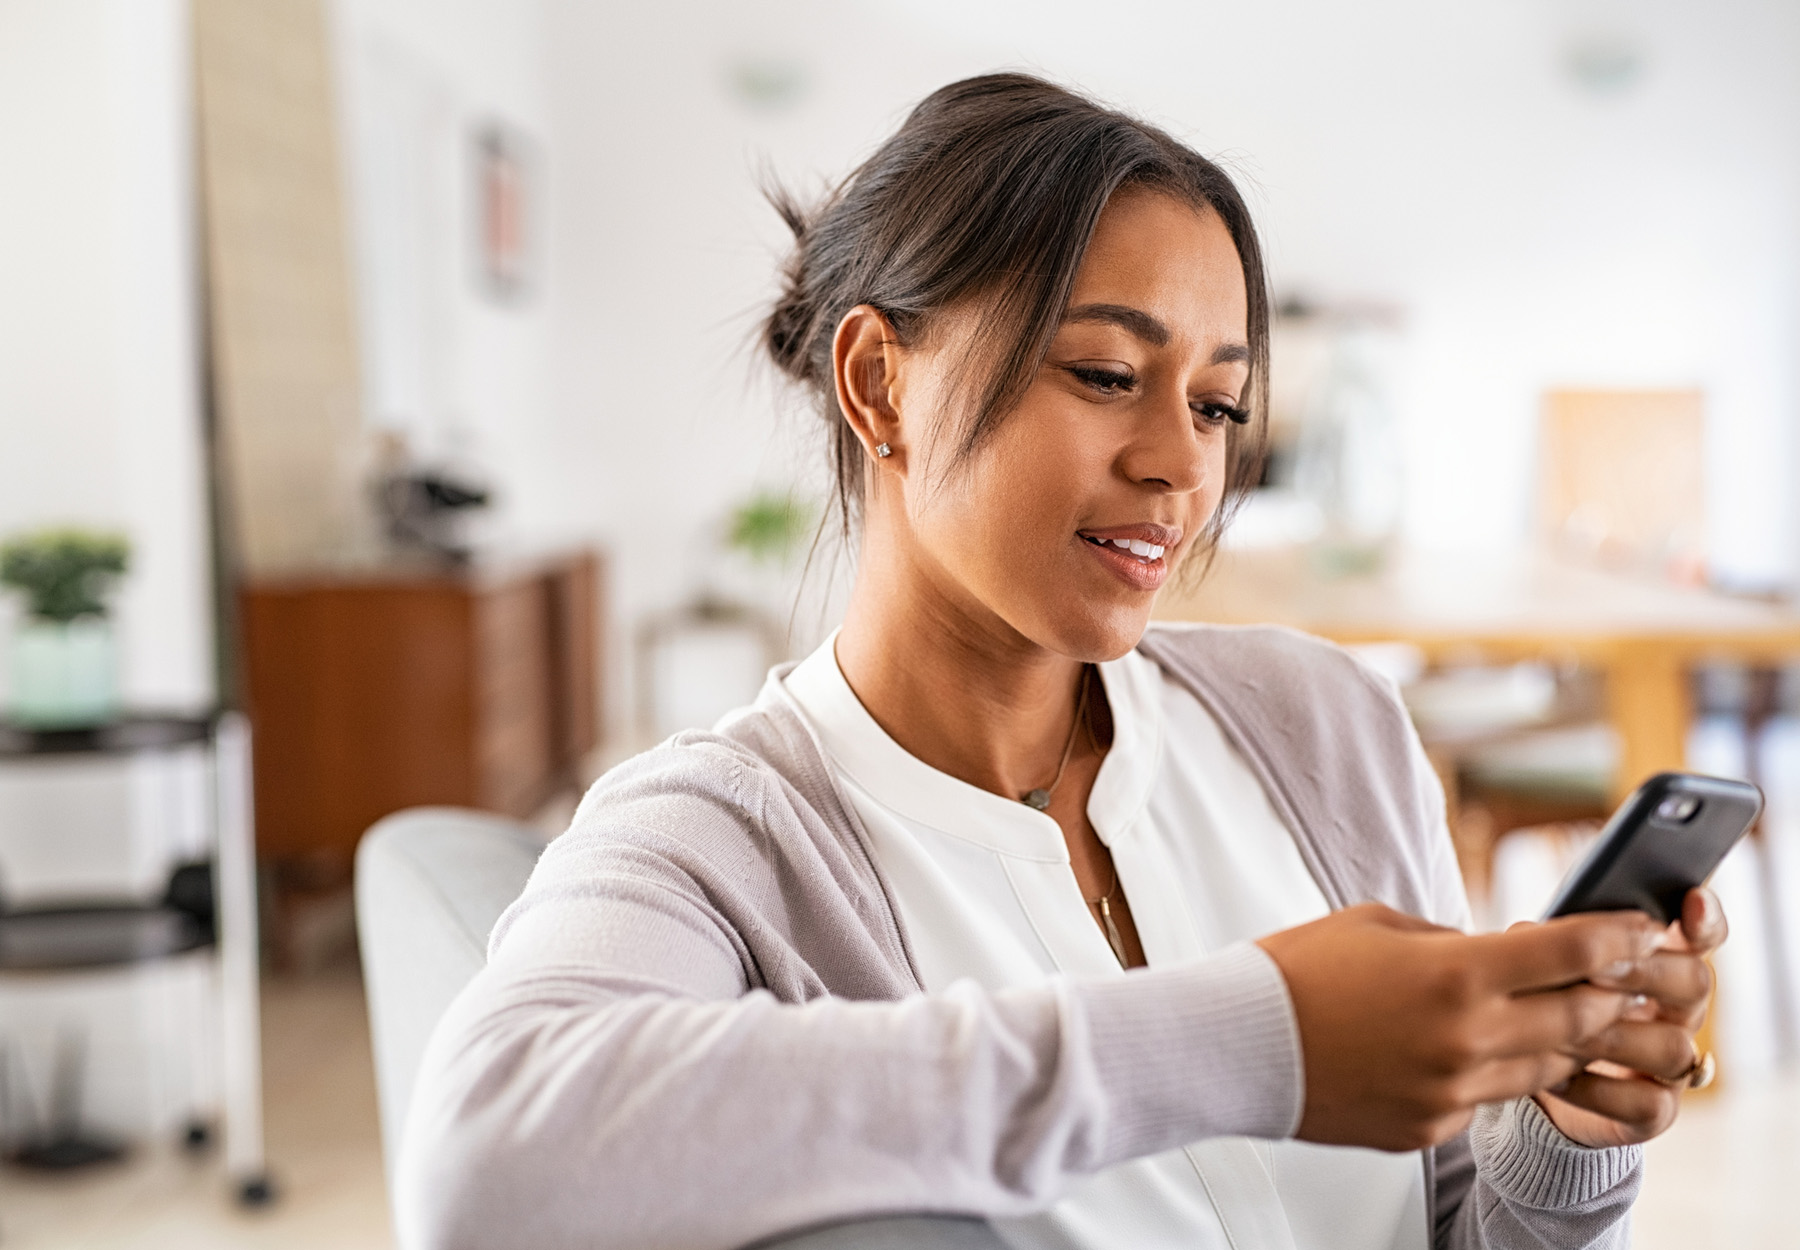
[1101,537,1165,560]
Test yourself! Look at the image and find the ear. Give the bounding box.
[831,305,909,471]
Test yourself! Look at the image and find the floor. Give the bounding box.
[2,969,1797,1248]
[0,967,391,1249]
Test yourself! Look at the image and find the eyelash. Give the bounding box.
[1067,366,1251,427]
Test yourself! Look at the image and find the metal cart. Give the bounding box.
[0,711,270,1204]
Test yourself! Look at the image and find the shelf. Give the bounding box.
[0,714,214,760]
[0,903,212,972]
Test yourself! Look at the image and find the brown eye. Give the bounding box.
[1069,365,1136,395]
[1193,400,1250,427]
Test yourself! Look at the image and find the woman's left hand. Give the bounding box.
[1531,886,1728,1148]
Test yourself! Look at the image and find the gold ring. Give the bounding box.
[1686,1048,1717,1091]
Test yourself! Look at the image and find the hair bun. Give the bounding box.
[762,185,820,383]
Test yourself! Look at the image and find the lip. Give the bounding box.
[1077,522,1181,593]
[1077,522,1183,547]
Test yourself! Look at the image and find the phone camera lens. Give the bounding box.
[1656,795,1702,823]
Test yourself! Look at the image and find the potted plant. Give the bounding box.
[1,528,131,727]
[725,493,814,566]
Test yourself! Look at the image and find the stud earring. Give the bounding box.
[875,443,892,458]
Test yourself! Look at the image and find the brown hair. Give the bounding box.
[763,72,1270,558]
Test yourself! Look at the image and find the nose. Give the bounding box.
[1118,385,1207,494]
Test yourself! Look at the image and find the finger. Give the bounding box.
[1570,1021,1698,1082]
[1478,913,1662,994]
[1681,887,1728,955]
[1486,984,1635,1056]
[1459,1052,1587,1105]
[1590,950,1712,1016]
[1547,1071,1679,1143]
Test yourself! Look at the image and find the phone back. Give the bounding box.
[1545,772,1762,924]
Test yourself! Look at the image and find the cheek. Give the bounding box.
[1201,436,1231,515]
[913,411,1095,579]
[979,414,1099,544]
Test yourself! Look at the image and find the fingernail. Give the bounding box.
[1631,994,1651,1012]
[1600,959,1634,980]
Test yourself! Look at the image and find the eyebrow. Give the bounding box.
[1063,302,1251,366]
[1065,303,1169,347]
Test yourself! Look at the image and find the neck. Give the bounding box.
[834,526,1092,801]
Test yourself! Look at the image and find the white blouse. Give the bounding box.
[782,634,1427,1250]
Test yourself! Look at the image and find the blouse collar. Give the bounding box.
[780,630,1162,859]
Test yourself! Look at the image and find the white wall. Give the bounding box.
[542,2,992,734]
[316,0,1800,736]
[543,0,1800,680]
[328,0,567,550]
[0,0,216,1142]
[0,0,213,710]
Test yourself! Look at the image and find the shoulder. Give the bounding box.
[555,688,856,879]
[1137,621,1407,724]
[522,683,918,996]
[1138,622,1458,920]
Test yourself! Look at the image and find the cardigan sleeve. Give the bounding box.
[395,791,1305,1250]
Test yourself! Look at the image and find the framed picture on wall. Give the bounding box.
[471,119,536,303]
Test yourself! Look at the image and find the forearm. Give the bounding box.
[396,914,1301,1250]
[1434,1099,1640,1250]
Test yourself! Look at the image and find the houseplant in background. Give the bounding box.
[637,492,816,744]
[725,491,814,569]
[1,528,131,727]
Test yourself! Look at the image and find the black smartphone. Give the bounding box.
[1543,771,1763,925]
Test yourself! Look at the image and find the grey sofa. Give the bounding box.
[355,808,1004,1249]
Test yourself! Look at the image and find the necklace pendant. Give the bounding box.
[1022,788,1052,811]
[1099,896,1128,968]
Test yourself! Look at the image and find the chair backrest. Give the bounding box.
[1539,388,1705,580]
[354,808,543,1193]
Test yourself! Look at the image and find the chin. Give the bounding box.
[1038,597,1155,663]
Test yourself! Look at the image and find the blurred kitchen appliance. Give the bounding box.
[1266,302,1404,573]
[377,465,492,563]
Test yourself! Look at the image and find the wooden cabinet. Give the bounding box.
[240,551,601,870]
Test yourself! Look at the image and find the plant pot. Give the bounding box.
[9,617,118,728]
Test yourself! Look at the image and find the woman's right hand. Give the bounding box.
[1255,903,1662,1151]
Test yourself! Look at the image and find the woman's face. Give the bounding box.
[887,188,1251,662]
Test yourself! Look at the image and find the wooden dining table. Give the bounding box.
[1156,544,1800,803]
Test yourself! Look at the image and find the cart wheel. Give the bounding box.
[237,1174,276,1207]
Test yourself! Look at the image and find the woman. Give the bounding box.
[402,74,1724,1250]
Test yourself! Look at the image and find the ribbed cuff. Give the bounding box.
[1074,941,1303,1163]
[1470,1098,1643,1209]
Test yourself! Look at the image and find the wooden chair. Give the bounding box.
[1428,389,1707,914]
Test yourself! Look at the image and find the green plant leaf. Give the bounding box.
[726,494,813,564]
[0,528,131,622]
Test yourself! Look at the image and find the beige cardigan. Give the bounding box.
[399,624,1641,1250]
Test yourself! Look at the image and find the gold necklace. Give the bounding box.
[1020,668,1090,812]
[1086,859,1128,967]
[1016,670,1127,966]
